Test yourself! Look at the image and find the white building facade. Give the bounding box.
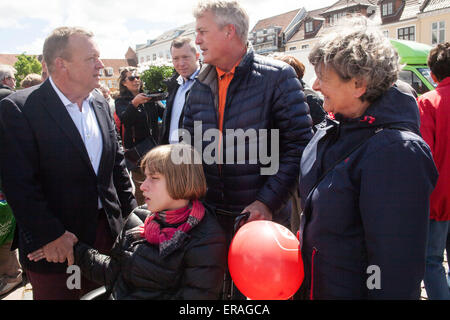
[136,22,196,70]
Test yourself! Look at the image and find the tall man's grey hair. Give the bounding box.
[193,0,249,44]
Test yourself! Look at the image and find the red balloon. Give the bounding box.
[228,220,304,300]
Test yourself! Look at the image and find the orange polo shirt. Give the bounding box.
[216,59,241,133]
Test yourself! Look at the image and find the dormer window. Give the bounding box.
[105,67,114,77]
[382,2,394,16]
[330,12,344,26]
[305,21,313,33]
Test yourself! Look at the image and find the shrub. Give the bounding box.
[140,65,174,93]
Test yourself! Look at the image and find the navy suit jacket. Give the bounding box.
[0,79,137,273]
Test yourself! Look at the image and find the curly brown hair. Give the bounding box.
[308,16,400,103]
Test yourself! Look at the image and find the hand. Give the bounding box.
[27,248,45,262]
[131,93,152,107]
[241,200,273,225]
[28,231,78,265]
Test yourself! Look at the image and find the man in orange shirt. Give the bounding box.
[184,0,313,246]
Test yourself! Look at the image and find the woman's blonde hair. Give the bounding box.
[140,144,207,200]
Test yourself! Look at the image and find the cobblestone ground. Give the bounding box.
[1,251,448,300]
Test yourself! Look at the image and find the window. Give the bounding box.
[398,26,415,41]
[107,80,113,89]
[289,47,297,51]
[146,56,150,62]
[330,12,344,25]
[382,2,393,16]
[104,67,114,77]
[140,57,144,63]
[432,21,445,45]
[398,70,431,95]
[99,69,103,76]
[301,44,310,50]
[153,54,157,61]
[383,30,389,38]
[418,67,437,88]
[305,21,313,33]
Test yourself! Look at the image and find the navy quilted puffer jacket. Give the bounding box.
[183,49,313,224]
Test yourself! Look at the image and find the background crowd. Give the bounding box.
[0,0,449,300]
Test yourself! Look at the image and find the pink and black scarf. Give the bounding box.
[140,200,205,257]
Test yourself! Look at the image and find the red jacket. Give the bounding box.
[418,77,450,221]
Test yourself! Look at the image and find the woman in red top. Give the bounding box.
[417,42,450,300]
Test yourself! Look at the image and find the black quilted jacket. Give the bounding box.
[183,49,313,224]
[74,204,227,300]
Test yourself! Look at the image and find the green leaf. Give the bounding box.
[13,53,42,89]
[140,65,175,93]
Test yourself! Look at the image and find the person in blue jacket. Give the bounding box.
[298,17,438,300]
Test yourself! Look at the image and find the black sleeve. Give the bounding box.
[74,212,144,287]
[0,98,65,251]
[305,94,326,126]
[115,98,141,126]
[360,139,438,299]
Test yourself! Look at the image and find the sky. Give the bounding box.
[0,0,337,58]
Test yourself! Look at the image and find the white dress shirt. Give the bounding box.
[169,68,200,144]
[49,77,103,208]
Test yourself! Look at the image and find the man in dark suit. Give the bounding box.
[0,27,137,299]
[160,37,200,145]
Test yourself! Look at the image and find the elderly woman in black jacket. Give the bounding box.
[115,67,165,205]
[298,17,438,299]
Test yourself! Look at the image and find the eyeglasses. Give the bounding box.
[127,76,140,81]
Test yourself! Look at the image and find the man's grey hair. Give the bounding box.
[0,64,16,81]
[170,37,198,55]
[193,0,249,44]
[43,26,93,74]
[309,16,400,103]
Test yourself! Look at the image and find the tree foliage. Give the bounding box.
[13,54,42,88]
[140,65,174,93]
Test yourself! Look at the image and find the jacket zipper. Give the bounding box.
[310,247,318,300]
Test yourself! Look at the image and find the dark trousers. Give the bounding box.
[215,212,248,300]
[26,210,114,300]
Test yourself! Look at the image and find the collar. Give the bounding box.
[0,83,13,90]
[197,47,254,85]
[437,77,450,89]
[177,68,200,86]
[216,58,242,79]
[49,76,92,108]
